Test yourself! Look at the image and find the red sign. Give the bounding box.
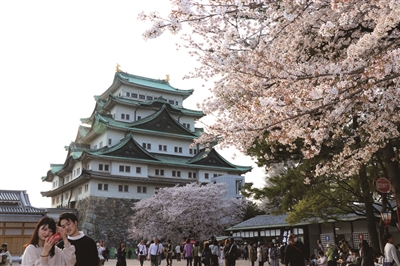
[358,234,364,241]
[376,177,391,193]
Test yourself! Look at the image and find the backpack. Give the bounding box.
[270,247,279,259]
[333,249,339,261]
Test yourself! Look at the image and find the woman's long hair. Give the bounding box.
[24,216,56,257]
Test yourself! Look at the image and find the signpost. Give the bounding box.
[376,177,391,193]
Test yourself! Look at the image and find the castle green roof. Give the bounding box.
[98,72,194,101]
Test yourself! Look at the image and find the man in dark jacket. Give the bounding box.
[225,238,238,266]
[285,234,306,266]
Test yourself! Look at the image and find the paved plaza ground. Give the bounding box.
[104,258,256,266]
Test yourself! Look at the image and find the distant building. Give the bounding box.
[211,175,244,199]
[40,71,252,248]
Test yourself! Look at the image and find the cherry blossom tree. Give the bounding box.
[130,183,246,242]
[139,0,400,211]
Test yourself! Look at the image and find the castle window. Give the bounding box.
[93,145,97,149]
[119,185,128,192]
[77,168,80,175]
[159,145,162,151]
[186,124,190,129]
[175,101,179,105]
[174,147,183,153]
[108,138,112,145]
[119,165,130,172]
[137,116,141,120]
[98,183,103,190]
[155,169,164,176]
[78,187,82,194]
[56,197,59,203]
[214,174,218,177]
[163,145,167,151]
[65,192,69,199]
[177,171,181,177]
[143,187,147,193]
[169,100,174,104]
[99,141,103,148]
[126,114,130,120]
[193,173,197,178]
[132,93,138,98]
[172,171,176,177]
[138,186,147,193]
[121,114,125,119]
[147,96,153,100]
[205,173,209,179]
[147,143,151,149]
[104,184,108,190]
[188,172,192,178]
[139,95,145,99]
[136,167,141,174]
[99,164,103,170]
[84,184,88,192]
[189,149,193,154]
[126,92,130,97]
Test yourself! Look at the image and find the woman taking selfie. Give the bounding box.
[21,216,76,266]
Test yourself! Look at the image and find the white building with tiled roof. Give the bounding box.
[39,71,252,248]
[0,190,47,259]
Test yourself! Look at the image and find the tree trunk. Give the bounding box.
[381,142,400,230]
[359,165,380,251]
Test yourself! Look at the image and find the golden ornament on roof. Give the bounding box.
[116,63,122,72]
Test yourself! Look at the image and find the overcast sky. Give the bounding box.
[0,0,265,207]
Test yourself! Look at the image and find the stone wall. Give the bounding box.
[75,196,138,249]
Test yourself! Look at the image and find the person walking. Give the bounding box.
[193,241,202,266]
[384,234,400,266]
[326,244,336,266]
[257,243,265,266]
[210,239,219,266]
[57,212,98,266]
[360,240,374,266]
[97,240,106,266]
[116,241,127,266]
[0,243,12,266]
[21,216,76,266]
[285,234,306,266]
[184,239,194,266]
[202,242,211,266]
[175,244,182,262]
[166,240,173,266]
[138,240,148,266]
[148,238,163,266]
[224,238,238,266]
[248,242,257,266]
[269,243,280,266]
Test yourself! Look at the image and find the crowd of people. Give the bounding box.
[132,237,241,266]
[309,234,400,266]
[8,218,400,266]
[132,236,292,266]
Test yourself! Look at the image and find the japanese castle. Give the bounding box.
[40,70,251,244]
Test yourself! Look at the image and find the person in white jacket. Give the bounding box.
[21,216,76,266]
[316,250,327,266]
[384,234,400,266]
